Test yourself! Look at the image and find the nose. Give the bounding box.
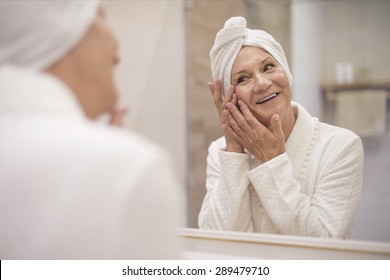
[253,72,271,93]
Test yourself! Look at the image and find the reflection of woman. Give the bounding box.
[198,17,363,239]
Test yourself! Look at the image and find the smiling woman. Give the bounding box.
[230,46,296,154]
[198,16,364,240]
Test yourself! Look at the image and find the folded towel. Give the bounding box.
[210,16,293,98]
[336,90,387,137]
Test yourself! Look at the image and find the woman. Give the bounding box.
[198,17,363,239]
[0,1,182,259]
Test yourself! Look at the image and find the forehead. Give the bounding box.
[232,47,273,72]
[236,46,272,63]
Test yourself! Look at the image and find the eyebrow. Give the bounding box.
[232,56,275,78]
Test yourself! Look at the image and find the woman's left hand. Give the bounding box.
[223,100,286,162]
[109,107,128,127]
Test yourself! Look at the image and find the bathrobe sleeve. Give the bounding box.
[198,139,254,231]
[248,134,363,238]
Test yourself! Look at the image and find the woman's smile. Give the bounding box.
[256,92,280,105]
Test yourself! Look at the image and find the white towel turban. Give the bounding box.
[0,0,100,70]
[210,16,293,97]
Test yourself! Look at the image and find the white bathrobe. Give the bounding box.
[199,102,363,239]
[0,66,182,259]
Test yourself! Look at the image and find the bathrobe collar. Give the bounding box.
[285,102,318,179]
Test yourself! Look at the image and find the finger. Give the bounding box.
[270,114,285,142]
[237,100,265,130]
[222,84,234,107]
[231,93,238,105]
[209,80,227,124]
[225,104,251,138]
[207,82,215,94]
[110,107,129,126]
[208,80,221,106]
[222,122,242,143]
[228,101,253,132]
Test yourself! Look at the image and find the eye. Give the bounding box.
[237,75,249,84]
[264,63,275,72]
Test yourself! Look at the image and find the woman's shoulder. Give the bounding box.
[316,121,363,158]
[294,102,361,145]
[318,121,361,142]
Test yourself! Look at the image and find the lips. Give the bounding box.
[256,93,279,104]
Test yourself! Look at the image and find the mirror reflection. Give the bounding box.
[187,0,390,243]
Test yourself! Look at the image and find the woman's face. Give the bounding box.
[69,6,119,118]
[231,46,292,127]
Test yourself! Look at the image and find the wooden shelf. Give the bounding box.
[321,81,390,102]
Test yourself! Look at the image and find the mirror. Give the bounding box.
[186,0,390,244]
[104,0,389,249]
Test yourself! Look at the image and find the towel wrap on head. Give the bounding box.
[0,0,100,70]
[210,16,293,97]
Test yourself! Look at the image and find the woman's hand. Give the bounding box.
[209,80,244,153]
[223,99,286,162]
[109,107,128,127]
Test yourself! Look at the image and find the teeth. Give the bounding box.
[258,93,277,104]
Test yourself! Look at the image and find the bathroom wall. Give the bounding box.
[292,0,390,242]
[102,1,187,186]
[321,0,390,84]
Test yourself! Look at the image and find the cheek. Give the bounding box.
[235,86,251,102]
[103,24,119,55]
[275,71,290,89]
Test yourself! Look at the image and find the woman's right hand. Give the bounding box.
[208,80,244,153]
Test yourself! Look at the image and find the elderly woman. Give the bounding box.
[198,17,363,239]
[0,1,182,259]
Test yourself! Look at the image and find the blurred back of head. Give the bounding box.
[0,0,100,70]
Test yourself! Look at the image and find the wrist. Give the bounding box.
[225,144,244,154]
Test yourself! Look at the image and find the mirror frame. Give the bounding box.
[178,228,390,259]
